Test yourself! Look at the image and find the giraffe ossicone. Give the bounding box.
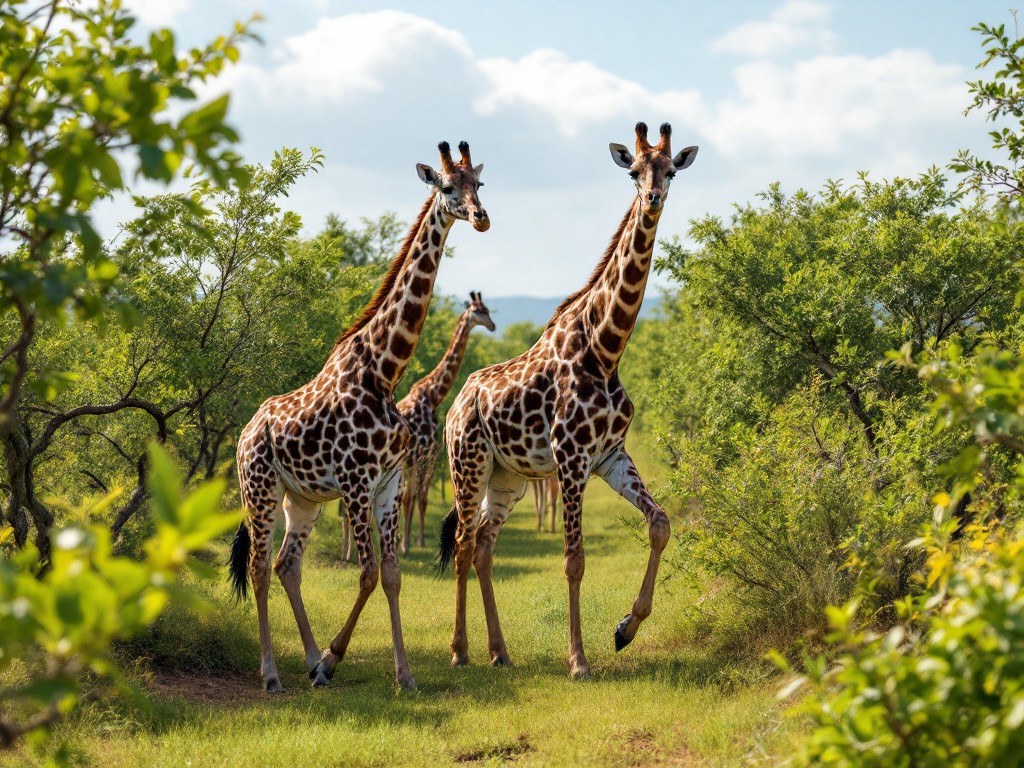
[440,122,698,678]
[229,140,489,693]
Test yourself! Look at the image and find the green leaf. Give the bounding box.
[178,94,230,137]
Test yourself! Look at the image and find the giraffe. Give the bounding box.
[530,476,559,533]
[397,291,495,555]
[439,123,697,678]
[228,140,489,693]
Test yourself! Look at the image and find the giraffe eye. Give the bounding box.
[441,185,454,194]
[477,182,484,188]
[629,171,639,180]
[666,172,676,180]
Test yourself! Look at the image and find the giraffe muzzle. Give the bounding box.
[471,209,490,232]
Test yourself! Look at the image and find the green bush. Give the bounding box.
[669,384,934,655]
[789,518,1024,767]
[787,339,1024,766]
[0,445,240,756]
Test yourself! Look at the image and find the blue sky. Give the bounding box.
[115,0,1010,299]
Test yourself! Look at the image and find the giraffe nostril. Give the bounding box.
[474,210,487,220]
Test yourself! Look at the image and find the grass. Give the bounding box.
[6,437,799,767]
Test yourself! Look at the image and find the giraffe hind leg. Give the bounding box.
[244,486,284,692]
[446,435,492,666]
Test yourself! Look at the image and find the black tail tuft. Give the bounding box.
[228,521,251,602]
[436,506,458,577]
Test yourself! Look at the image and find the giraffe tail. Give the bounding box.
[228,521,250,602]
[436,505,458,576]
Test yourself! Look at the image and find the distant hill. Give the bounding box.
[483,294,663,335]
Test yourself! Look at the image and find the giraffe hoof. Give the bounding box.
[570,664,591,680]
[451,653,470,667]
[490,655,512,668]
[311,659,335,687]
[614,615,633,652]
[264,677,284,694]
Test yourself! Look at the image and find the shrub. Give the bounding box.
[0,445,240,756]
[786,341,1024,766]
[789,518,1024,767]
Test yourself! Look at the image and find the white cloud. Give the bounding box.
[213,11,475,107]
[713,0,833,58]
[122,0,192,28]
[270,11,472,102]
[708,50,966,157]
[101,7,984,299]
[476,50,703,137]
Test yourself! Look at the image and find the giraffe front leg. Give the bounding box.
[555,450,591,679]
[416,445,438,549]
[474,468,526,667]
[375,467,416,690]
[275,493,322,675]
[594,448,670,651]
[341,503,353,563]
[312,490,378,687]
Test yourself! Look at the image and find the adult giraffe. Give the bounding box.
[398,291,495,555]
[439,123,696,678]
[229,140,489,693]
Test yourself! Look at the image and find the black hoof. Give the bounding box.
[614,615,633,652]
[491,656,512,668]
[311,660,335,687]
[264,677,284,694]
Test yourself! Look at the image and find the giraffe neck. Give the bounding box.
[335,194,453,393]
[585,198,661,374]
[420,313,473,409]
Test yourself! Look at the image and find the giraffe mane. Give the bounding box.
[334,195,435,347]
[545,198,639,326]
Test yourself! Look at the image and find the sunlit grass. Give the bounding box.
[5,437,799,767]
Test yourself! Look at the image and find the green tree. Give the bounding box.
[658,173,1021,455]
[953,15,1024,199]
[1,151,402,555]
[0,0,253,433]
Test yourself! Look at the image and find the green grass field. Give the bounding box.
[10,440,796,767]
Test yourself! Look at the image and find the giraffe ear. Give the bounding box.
[673,146,698,171]
[416,163,440,186]
[609,143,634,169]
[473,163,484,177]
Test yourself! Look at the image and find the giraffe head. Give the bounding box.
[416,141,490,232]
[609,122,698,216]
[463,290,496,332]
